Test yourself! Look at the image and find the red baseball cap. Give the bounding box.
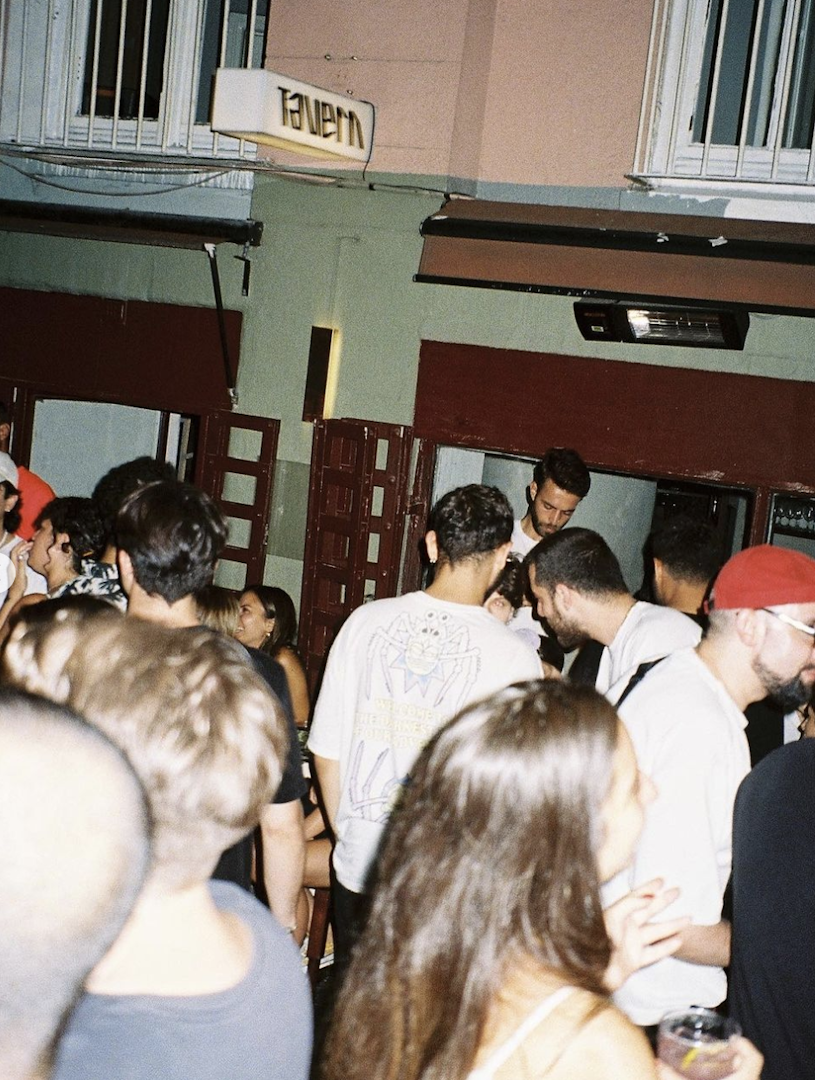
[711,544,815,610]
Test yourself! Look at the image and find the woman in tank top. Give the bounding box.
[322,681,762,1080]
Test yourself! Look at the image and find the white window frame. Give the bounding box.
[0,0,257,161]
[634,0,815,188]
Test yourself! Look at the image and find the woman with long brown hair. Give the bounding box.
[234,584,310,727]
[322,681,761,1080]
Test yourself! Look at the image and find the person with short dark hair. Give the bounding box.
[45,456,180,612]
[116,480,308,938]
[0,497,117,632]
[2,609,311,1080]
[42,496,125,609]
[533,447,592,497]
[647,515,722,615]
[309,484,543,972]
[116,481,227,607]
[0,687,150,1080]
[510,449,591,660]
[528,527,700,699]
[512,448,591,558]
[430,483,518,559]
[92,456,177,562]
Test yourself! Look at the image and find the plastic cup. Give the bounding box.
[657,1008,740,1079]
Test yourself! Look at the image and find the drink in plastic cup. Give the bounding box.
[657,1008,740,1079]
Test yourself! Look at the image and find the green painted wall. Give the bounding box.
[1,173,814,605]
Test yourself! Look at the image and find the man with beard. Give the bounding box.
[527,527,700,697]
[511,448,591,556]
[603,544,815,1039]
[509,449,591,667]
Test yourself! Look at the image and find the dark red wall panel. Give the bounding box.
[0,288,239,411]
[414,340,815,493]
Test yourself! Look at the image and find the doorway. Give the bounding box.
[430,446,752,596]
[29,399,184,495]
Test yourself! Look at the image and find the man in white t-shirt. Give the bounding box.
[527,527,700,702]
[605,544,815,1035]
[309,484,543,970]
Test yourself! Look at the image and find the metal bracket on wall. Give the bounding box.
[203,243,238,408]
[235,242,252,297]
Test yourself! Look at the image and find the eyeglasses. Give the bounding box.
[761,608,815,640]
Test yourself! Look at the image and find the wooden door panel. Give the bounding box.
[196,411,279,587]
[299,419,413,694]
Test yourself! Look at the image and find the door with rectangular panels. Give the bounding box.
[298,418,414,694]
[195,411,280,588]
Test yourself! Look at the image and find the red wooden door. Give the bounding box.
[196,411,280,586]
[298,418,413,693]
[400,436,436,596]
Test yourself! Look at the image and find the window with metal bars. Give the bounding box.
[0,0,268,161]
[634,0,815,187]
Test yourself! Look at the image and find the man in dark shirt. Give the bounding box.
[729,739,815,1080]
[116,478,306,934]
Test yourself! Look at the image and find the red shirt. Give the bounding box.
[17,465,56,540]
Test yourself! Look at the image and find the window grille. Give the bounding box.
[0,0,267,161]
[634,0,815,186]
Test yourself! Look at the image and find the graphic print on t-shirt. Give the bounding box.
[348,608,483,823]
[365,608,481,706]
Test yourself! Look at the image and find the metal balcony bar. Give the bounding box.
[771,0,803,179]
[735,0,768,179]
[665,0,698,174]
[633,0,669,174]
[136,0,152,148]
[700,0,733,177]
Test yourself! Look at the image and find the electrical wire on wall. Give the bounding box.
[0,137,471,201]
[0,153,234,197]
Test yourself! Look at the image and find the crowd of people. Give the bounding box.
[2,437,812,1080]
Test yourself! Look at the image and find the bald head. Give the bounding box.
[0,690,150,1080]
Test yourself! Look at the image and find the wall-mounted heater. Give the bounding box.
[574,301,749,350]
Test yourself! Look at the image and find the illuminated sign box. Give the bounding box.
[211,69,374,162]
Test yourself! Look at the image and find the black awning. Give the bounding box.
[417,200,815,315]
[0,199,263,249]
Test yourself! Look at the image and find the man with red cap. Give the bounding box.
[603,544,815,1040]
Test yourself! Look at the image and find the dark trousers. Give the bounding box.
[331,873,371,982]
